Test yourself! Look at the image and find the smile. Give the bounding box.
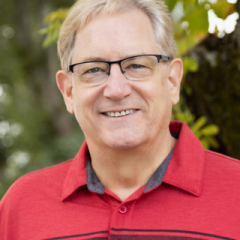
[104,109,137,117]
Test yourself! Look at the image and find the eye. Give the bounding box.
[131,64,143,69]
[87,68,101,73]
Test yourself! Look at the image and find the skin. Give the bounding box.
[56,9,183,201]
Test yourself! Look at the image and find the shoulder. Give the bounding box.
[204,150,240,184]
[0,159,73,206]
[205,150,240,170]
[13,159,72,187]
[0,160,75,238]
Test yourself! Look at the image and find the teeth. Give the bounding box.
[105,110,136,117]
[121,111,126,116]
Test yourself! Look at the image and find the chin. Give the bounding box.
[109,142,139,150]
[106,134,143,150]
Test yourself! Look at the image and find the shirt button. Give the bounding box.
[119,206,127,214]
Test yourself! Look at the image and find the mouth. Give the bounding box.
[103,109,137,117]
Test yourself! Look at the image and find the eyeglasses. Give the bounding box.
[68,54,171,87]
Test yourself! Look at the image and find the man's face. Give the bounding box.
[57,9,182,150]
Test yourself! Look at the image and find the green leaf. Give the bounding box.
[39,8,69,47]
[201,125,220,136]
[176,32,196,56]
[207,137,220,149]
[174,111,194,124]
[191,116,207,133]
[44,8,69,23]
[211,0,236,19]
[182,1,195,14]
[38,28,48,35]
[200,136,219,149]
[164,0,178,12]
[183,57,198,77]
[184,5,209,35]
[183,83,193,96]
[183,0,197,5]
[201,138,210,149]
[173,21,185,40]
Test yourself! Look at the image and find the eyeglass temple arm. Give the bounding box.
[158,55,171,61]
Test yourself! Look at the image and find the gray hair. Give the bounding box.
[57,0,176,71]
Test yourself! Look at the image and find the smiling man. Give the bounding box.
[1,0,240,239]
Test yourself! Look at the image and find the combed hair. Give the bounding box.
[57,0,176,71]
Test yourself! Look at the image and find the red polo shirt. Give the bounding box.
[1,121,240,240]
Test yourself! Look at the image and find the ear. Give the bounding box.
[56,70,75,114]
[168,58,183,105]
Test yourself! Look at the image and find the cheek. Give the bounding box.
[71,87,88,123]
[150,79,168,102]
[72,88,81,114]
[150,80,172,116]
[72,86,100,121]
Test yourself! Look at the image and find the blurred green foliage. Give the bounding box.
[173,100,219,149]
[0,0,237,199]
[0,0,82,198]
[172,0,235,77]
[39,9,69,48]
[185,38,240,159]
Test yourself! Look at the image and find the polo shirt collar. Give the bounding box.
[61,141,88,201]
[61,121,205,201]
[162,121,205,196]
[86,152,105,194]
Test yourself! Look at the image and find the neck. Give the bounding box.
[87,131,176,201]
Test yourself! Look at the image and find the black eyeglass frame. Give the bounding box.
[67,54,171,75]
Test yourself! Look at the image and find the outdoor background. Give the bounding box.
[0,0,240,199]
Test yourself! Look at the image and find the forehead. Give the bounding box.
[72,9,160,63]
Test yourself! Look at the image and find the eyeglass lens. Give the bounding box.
[72,55,159,86]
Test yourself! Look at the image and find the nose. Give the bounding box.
[103,64,132,101]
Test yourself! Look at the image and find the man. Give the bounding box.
[1,0,240,239]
